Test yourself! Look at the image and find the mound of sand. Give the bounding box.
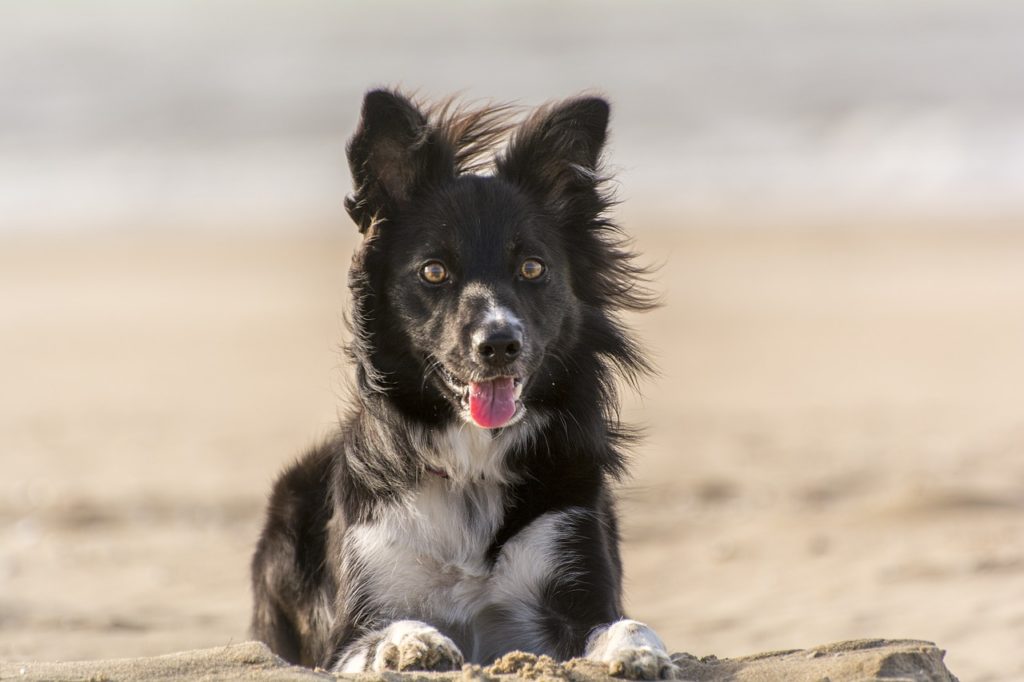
[2,639,956,681]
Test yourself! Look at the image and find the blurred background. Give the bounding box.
[2,1,1023,680]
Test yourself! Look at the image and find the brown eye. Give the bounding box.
[420,260,449,284]
[519,258,545,280]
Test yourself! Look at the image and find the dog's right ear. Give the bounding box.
[345,90,453,233]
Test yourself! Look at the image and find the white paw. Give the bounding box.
[586,619,679,680]
[369,620,464,673]
[604,645,678,680]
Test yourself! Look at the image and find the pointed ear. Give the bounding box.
[496,96,610,206]
[345,90,454,233]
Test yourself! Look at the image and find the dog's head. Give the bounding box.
[345,90,652,432]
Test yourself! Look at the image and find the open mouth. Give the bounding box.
[437,367,525,429]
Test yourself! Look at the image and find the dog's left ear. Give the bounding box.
[345,89,454,233]
[497,96,609,208]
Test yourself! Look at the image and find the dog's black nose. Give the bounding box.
[476,328,522,367]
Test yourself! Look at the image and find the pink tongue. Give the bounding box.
[469,377,517,429]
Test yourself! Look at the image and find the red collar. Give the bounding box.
[425,465,449,479]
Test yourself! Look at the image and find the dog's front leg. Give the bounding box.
[331,620,464,673]
[584,619,678,680]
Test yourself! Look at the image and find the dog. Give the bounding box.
[250,89,675,679]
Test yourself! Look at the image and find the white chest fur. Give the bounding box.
[347,475,503,623]
[345,422,577,661]
[347,426,510,621]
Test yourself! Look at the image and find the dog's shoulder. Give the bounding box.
[254,442,337,578]
[262,443,335,533]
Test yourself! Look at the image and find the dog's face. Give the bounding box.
[345,91,616,430]
[381,175,579,429]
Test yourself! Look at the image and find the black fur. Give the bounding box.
[251,89,655,670]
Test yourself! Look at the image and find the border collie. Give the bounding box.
[250,89,675,679]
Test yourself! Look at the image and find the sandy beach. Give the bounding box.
[1,224,1021,680]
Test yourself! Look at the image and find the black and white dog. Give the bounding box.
[250,89,675,679]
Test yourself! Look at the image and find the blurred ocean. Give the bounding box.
[2,0,1023,232]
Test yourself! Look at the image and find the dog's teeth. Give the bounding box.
[513,382,523,399]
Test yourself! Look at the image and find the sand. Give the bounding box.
[1,639,956,681]
[2,225,1022,680]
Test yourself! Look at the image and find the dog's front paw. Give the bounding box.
[585,619,679,680]
[370,620,464,672]
[604,646,678,680]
